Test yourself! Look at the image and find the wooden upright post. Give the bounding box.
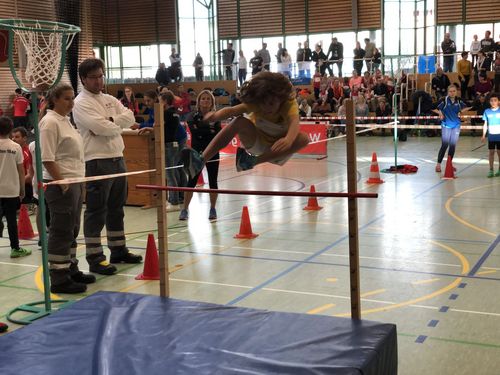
[345,99,361,319]
[153,103,170,297]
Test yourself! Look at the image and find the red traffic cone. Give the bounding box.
[196,171,205,186]
[18,205,36,240]
[234,206,258,239]
[442,156,456,179]
[366,152,384,184]
[303,185,323,211]
[135,234,160,280]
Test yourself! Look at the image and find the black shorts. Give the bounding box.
[488,140,500,150]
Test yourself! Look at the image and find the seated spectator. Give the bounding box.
[376,100,392,136]
[312,98,331,115]
[349,70,363,98]
[355,96,369,133]
[313,69,322,100]
[299,99,312,117]
[362,71,374,92]
[432,68,451,100]
[371,76,389,111]
[328,78,344,111]
[475,50,492,77]
[132,90,157,129]
[474,75,493,98]
[342,77,351,98]
[155,63,170,86]
[249,50,263,76]
[120,86,139,115]
[175,84,191,121]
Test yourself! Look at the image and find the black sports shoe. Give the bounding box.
[89,261,117,275]
[110,251,143,264]
[50,279,87,294]
[71,271,96,284]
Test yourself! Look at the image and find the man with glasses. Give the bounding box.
[72,58,142,276]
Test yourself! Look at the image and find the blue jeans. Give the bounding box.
[437,126,460,164]
[443,56,454,73]
[165,140,186,205]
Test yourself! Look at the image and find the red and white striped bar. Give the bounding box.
[136,185,378,199]
[300,114,482,121]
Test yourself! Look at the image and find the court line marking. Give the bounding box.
[468,235,500,276]
[444,182,500,238]
[334,240,470,317]
[326,278,338,282]
[360,289,386,298]
[34,267,61,301]
[476,270,497,276]
[307,303,336,314]
[411,278,441,285]
[232,246,463,269]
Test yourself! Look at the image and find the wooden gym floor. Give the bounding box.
[1,135,499,375]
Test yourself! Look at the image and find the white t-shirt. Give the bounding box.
[73,88,135,162]
[40,110,85,180]
[239,57,247,70]
[0,138,23,198]
[470,40,481,54]
[28,141,38,199]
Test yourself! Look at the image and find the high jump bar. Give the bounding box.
[136,185,378,199]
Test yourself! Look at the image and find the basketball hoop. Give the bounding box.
[0,18,80,92]
[0,19,80,325]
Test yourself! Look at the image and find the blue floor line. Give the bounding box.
[467,235,500,276]
[224,157,488,306]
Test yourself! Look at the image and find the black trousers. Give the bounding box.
[84,158,128,265]
[0,197,20,249]
[45,183,83,285]
[187,153,220,189]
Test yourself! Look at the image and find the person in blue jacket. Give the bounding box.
[433,84,471,173]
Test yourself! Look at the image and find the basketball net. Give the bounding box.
[13,20,76,91]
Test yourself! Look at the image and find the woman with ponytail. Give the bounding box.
[40,83,95,294]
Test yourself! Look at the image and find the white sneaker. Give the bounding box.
[166,204,181,212]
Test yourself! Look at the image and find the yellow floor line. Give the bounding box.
[411,278,441,285]
[120,280,151,293]
[445,183,500,238]
[307,303,336,315]
[360,289,386,298]
[477,270,497,276]
[335,240,470,317]
[34,267,61,301]
[326,278,338,282]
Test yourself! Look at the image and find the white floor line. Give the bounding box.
[0,261,38,268]
[231,246,462,268]
[103,274,500,317]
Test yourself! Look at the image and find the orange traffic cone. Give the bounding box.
[196,171,205,186]
[18,205,35,240]
[442,156,456,179]
[303,185,323,211]
[234,206,258,239]
[366,152,384,184]
[135,234,160,280]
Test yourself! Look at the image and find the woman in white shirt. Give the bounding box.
[280,49,292,79]
[470,34,481,67]
[40,83,96,294]
[238,50,247,87]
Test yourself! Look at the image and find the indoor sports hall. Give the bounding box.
[0,1,499,374]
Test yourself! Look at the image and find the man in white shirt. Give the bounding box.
[73,58,142,275]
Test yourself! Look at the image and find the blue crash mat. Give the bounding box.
[0,291,397,374]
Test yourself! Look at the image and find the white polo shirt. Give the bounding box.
[40,110,85,180]
[73,88,136,162]
[0,138,23,198]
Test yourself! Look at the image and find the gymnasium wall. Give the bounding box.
[437,0,500,24]
[217,0,382,39]
[0,0,94,116]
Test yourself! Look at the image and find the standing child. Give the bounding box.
[0,116,31,258]
[481,94,500,177]
[433,85,471,173]
[181,71,309,178]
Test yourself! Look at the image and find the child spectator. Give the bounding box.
[120,86,139,115]
[298,99,312,117]
[10,88,30,128]
[139,91,185,211]
[181,72,309,177]
[432,68,451,100]
[313,69,322,100]
[0,116,31,258]
[481,94,500,177]
[11,127,34,208]
[131,90,157,130]
[474,75,493,98]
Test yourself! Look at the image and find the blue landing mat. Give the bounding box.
[0,291,397,374]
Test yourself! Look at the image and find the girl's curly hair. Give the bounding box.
[240,72,294,106]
